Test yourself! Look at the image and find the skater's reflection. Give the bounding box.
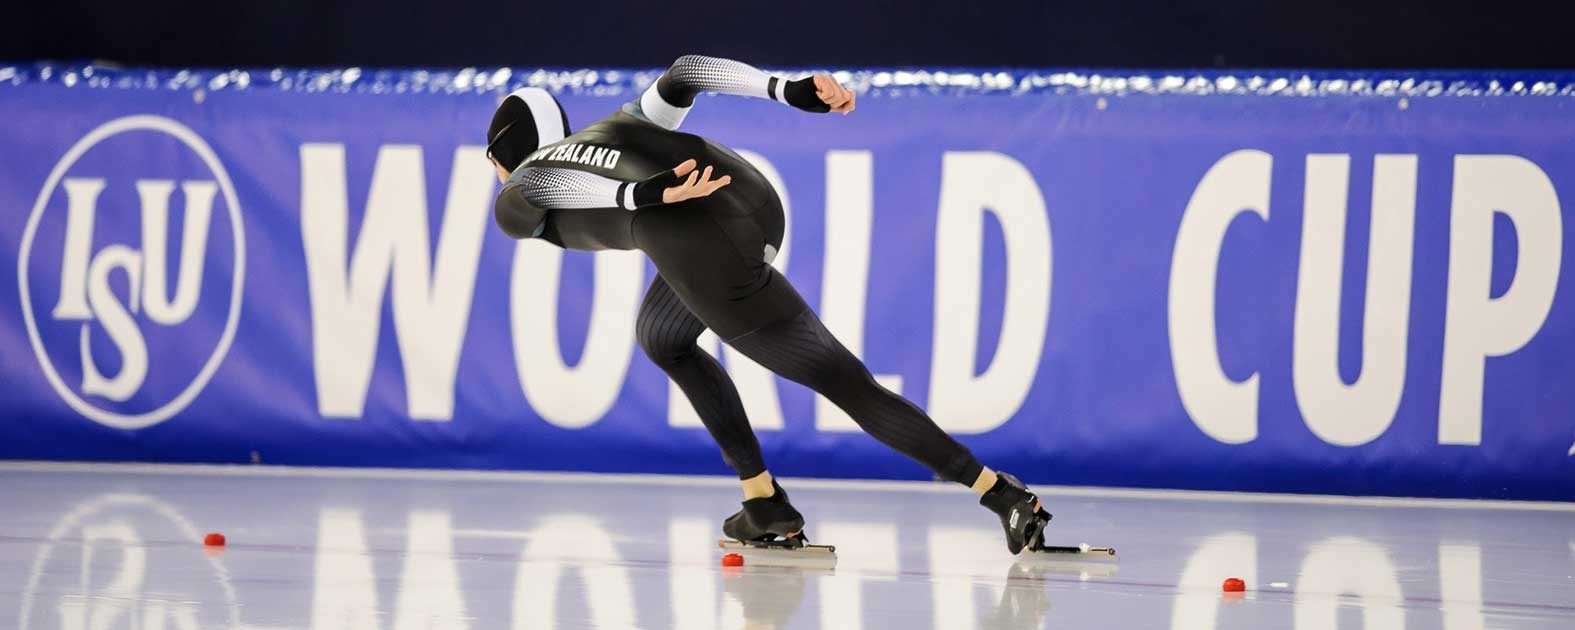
[992,557,1119,628]
[720,566,812,630]
[990,562,1056,628]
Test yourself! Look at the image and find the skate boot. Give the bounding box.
[723,479,808,547]
[979,472,1053,554]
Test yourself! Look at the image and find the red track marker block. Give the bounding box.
[1222,577,1246,592]
[204,532,227,547]
[721,553,744,567]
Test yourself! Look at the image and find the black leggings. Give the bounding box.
[635,275,985,487]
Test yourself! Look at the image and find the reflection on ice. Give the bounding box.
[928,526,1007,630]
[721,567,812,630]
[4,467,1573,630]
[670,517,725,630]
[1439,543,1485,630]
[73,523,147,628]
[515,514,636,629]
[1172,532,1257,630]
[816,521,896,630]
[1295,536,1404,629]
[17,493,241,630]
[396,511,469,629]
[312,508,378,630]
[988,563,1058,629]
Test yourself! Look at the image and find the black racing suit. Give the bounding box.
[493,55,984,486]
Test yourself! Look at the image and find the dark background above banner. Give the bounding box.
[5,0,1575,69]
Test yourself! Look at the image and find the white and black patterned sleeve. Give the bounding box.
[637,54,832,130]
[514,166,639,210]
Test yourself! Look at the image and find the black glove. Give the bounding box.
[630,168,684,208]
[782,77,832,113]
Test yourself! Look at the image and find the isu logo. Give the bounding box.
[18,116,245,429]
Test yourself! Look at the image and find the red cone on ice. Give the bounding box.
[1222,577,1245,592]
[721,553,744,567]
[204,532,227,547]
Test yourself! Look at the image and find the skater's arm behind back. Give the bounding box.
[494,159,733,237]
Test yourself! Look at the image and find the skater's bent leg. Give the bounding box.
[726,308,985,487]
[637,277,767,479]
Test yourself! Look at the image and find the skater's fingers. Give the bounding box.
[831,91,857,114]
[671,158,698,178]
[661,163,729,203]
[700,174,732,195]
[693,172,725,193]
[813,74,835,97]
[663,174,697,204]
[815,74,849,104]
[821,82,848,107]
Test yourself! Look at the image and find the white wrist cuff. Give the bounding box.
[640,84,691,130]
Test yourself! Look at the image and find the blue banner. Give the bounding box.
[4,64,1574,500]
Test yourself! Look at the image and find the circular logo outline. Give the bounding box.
[18,115,246,429]
[17,493,243,629]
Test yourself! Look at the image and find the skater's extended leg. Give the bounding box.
[972,469,1001,494]
[723,300,1052,553]
[637,277,767,480]
[725,306,986,487]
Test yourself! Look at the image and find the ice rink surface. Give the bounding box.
[1,463,1571,629]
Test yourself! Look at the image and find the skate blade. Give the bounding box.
[718,539,838,570]
[1013,544,1119,578]
[1022,543,1118,562]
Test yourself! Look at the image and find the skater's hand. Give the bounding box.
[812,74,856,114]
[661,159,733,204]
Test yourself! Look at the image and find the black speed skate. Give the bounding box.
[722,479,808,547]
[979,472,1053,554]
[717,480,838,568]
